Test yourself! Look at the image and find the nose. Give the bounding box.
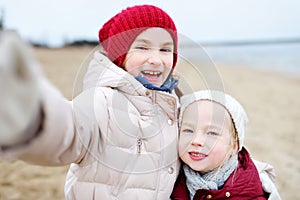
[191,133,206,146]
[147,50,162,66]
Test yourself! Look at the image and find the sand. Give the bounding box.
[0,46,299,200]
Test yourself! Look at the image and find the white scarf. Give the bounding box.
[183,154,238,199]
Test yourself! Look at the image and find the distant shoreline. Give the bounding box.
[28,37,300,48]
[186,38,300,47]
[180,42,300,75]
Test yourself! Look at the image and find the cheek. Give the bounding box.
[123,55,134,69]
[164,54,174,68]
[210,141,234,160]
[178,135,193,156]
[123,59,141,76]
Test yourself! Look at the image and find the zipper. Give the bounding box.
[137,139,142,154]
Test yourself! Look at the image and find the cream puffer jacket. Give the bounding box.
[1,51,180,199]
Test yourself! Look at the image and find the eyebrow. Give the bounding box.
[134,39,149,44]
[134,39,173,46]
[180,121,194,129]
[181,121,225,130]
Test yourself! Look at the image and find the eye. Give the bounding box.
[181,129,194,134]
[160,47,172,52]
[207,131,220,137]
[135,46,149,50]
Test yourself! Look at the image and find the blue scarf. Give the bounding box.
[135,75,178,93]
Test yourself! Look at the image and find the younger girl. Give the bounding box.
[171,90,281,199]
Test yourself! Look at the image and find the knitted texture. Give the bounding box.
[183,154,238,199]
[98,5,178,68]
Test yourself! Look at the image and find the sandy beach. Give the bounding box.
[0,46,299,200]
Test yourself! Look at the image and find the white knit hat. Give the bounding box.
[179,90,248,151]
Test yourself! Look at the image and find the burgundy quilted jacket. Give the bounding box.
[171,148,269,200]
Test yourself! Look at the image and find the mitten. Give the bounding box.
[0,31,41,146]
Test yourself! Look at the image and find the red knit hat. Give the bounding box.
[98,5,178,69]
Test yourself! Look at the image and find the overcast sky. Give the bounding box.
[1,0,300,47]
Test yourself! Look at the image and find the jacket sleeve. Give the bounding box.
[253,159,282,200]
[0,78,101,166]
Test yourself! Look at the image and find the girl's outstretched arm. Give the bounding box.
[0,31,97,166]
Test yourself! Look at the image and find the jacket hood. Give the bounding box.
[83,51,147,96]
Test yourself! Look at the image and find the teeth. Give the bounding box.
[190,152,205,157]
[143,71,161,76]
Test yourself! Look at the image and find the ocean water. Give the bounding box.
[180,42,300,74]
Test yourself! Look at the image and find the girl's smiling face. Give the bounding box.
[123,27,174,87]
[179,100,238,173]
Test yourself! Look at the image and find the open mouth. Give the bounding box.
[189,151,207,160]
[141,70,162,84]
[142,70,162,77]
